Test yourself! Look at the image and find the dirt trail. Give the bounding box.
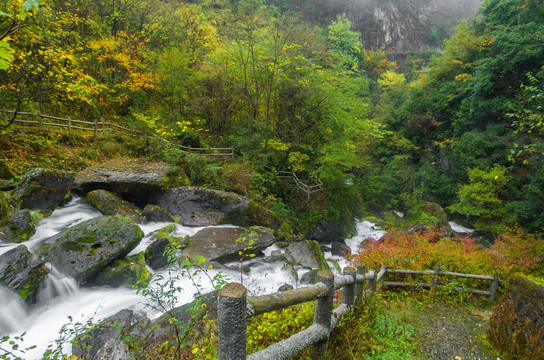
[412,302,498,360]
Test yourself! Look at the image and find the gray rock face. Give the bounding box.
[0,245,47,300]
[308,221,342,243]
[73,309,143,360]
[144,237,171,270]
[142,204,174,223]
[0,180,16,191]
[183,226,275,263]
[73,158,178,205]
[87,189,145,223]
[0,209,36,243]
[36,216,144,283]
[157,187,280,228]
[284,240,329,270]
[13,168,74,210]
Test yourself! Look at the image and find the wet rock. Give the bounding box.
[308,220,342,242]
[74,158,185,205]
[156,187,280,228]
[300,270,318,285]
[13,168,74,210]
[0,209,36,243]
[142,204,174,223]
[182,226,275,263]
[36,216,143,283]
[91,253,151,289]
[0,245,47,301]
[0,160,14,180]
[73,309,143,360]
[284,240,330,270]
[278,283,294,292]
[0,180,16,191]
[144,224,188,270]
[87,189,145,223]
[331,242,352,258]
[421,201,453,234]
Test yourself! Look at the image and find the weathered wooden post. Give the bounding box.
[93,118,98,142]
[218,282,247,360]
[311,270,334,358]
[356,264,366,301]
[368,270,377,295]
[432,265,441,289]
[489,277,499,301]
[35,112,42,129]
[342,267,357,307]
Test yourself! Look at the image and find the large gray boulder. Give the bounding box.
[87,189,145,223]
[284,240,329,270]
[182,226,275,263]
[156,187,280,228]
[13,168,74,210]
[36,216,143,283]
[0,245,47,301]
[74,158,185,205]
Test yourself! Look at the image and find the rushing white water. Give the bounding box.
[449,221,475,233]
[1,201,381,359]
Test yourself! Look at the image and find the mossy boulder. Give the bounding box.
[488,275,544,359]
[0,191,11,223]
[142,204,175,223]
[0,245,48,301]
[0,209,40,243]
[74,158,183,205]
[156,187,280,228]
[91,253,151,289]
[0,180,16,191]
[0,160,14,180]
[284,240,330,271]
[87,189,145,223]
[13,168,74,210]
[36,215,144,284]
[182,226,275,263]
[144,224,188,269]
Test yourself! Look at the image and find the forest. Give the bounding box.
[2,0,544,238]
[1,0,544,359]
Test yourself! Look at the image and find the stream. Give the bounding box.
[0,198,386,358]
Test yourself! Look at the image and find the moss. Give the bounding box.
[0,191,11,222]
[306,240,330,271]
[94,253,151,289]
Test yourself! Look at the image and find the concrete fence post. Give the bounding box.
[68,117,72,134]
[311,270,334,358]
[35,112,42,129]
[218,282,247,360]
[342,267,357,307]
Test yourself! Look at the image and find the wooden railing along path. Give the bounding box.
[277,171,323,199]
[2,109,148,138]
[217,265,499,360]
[2,109,242,158]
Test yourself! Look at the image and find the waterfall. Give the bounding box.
[0,287,29,336]
[35,264,79,306]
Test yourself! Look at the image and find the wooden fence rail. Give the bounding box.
[383,266,499,300]
[2,109,243,158]
[217,265,498,359]
[2,109,147,138]
[277,171,323,199]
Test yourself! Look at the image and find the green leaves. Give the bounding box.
[0,41,14,70]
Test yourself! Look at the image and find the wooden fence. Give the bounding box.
[2,109,242,158]
[277,171,323,199]
[217,265,499,360]
[181,145,243,159]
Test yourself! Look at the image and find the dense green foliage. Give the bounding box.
[2,0,544,234]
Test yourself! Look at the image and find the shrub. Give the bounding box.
[488,275,544,359]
